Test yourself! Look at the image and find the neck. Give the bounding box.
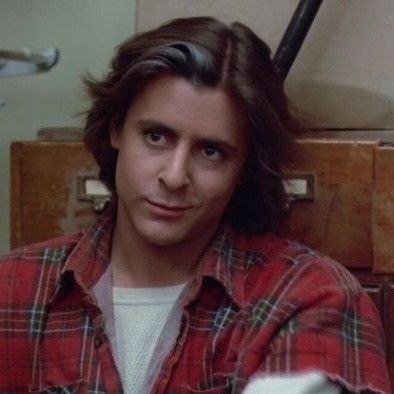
[110,204,217,288]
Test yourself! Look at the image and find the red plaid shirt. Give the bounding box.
[0,207,390,393]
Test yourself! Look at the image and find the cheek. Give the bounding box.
[197,171,239,206]
[116,148,160,193]
[117,143,143,175]
[115,151,140,190]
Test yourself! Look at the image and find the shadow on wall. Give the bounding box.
[286,80,394,129]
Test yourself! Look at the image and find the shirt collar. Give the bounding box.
[194,225,246,308]
[57,204,246,307]
[60,202,116,293]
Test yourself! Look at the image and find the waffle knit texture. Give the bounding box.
[112,283,186,393]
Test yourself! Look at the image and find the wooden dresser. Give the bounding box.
[10,133,394,389]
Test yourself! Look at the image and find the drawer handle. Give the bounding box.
[77,176,112,212]
[282,173,315,202]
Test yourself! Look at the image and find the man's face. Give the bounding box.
[110,75,248,248]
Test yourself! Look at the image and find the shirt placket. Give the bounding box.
[151,310,190,394]
[84,291,123,392]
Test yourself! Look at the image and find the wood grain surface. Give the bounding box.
[282,139,377,268]
[11,141,99,248]
[373,146,394,273]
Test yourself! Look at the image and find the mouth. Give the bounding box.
[145,199,193,218]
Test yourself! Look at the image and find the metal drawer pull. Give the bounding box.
[77,176,112,212]
[282,174,314,202]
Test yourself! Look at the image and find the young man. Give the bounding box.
[0,17,390,393]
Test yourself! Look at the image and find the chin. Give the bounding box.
[132,214,219,249]
[134,222,189,248]
[143,232,188,248]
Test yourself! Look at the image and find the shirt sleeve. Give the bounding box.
[241,256,390,393]
[242,371,340,394]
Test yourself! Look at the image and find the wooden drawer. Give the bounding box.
[282,140,376,269]
[373,147,394,273]
[11,141,99,248]
[11,138,394,274]
[282,139,394,273]
[353,272,394,392]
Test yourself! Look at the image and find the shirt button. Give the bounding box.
[94,336,103,349]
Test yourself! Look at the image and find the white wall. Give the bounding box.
[0,0,135,253]
[136,0,394,129]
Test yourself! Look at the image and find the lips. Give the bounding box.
[145,199,193,218]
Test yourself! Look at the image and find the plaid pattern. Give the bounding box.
[0,207,390,393]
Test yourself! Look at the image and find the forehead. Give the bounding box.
[126,75,248,147]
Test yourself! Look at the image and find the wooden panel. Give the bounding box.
[363,286,384,312]
[11,141,99,248]
[387,284,394,392]
[387,285,394,360]
[352,271,394,391]
[10,143,23,249]
[37,127,83,141]
[373,147,394,273]
[282,139,377,268]
[351,271,387,316]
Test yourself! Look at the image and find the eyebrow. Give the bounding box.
[136,119,240,153]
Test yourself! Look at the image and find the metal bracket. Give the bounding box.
[0,47,59,77]
[77,176,112,212]
[282,173,315,202]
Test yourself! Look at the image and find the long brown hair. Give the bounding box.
[84,17,299,234]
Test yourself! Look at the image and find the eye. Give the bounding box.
[144,130,167,146]
[201,145,224,161]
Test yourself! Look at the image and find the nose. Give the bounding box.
[158,147,190,190]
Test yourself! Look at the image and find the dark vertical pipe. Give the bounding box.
[273,0,323,80]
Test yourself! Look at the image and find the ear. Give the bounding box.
[109,123,121,149]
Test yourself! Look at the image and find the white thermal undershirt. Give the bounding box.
[112,283,186,394]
